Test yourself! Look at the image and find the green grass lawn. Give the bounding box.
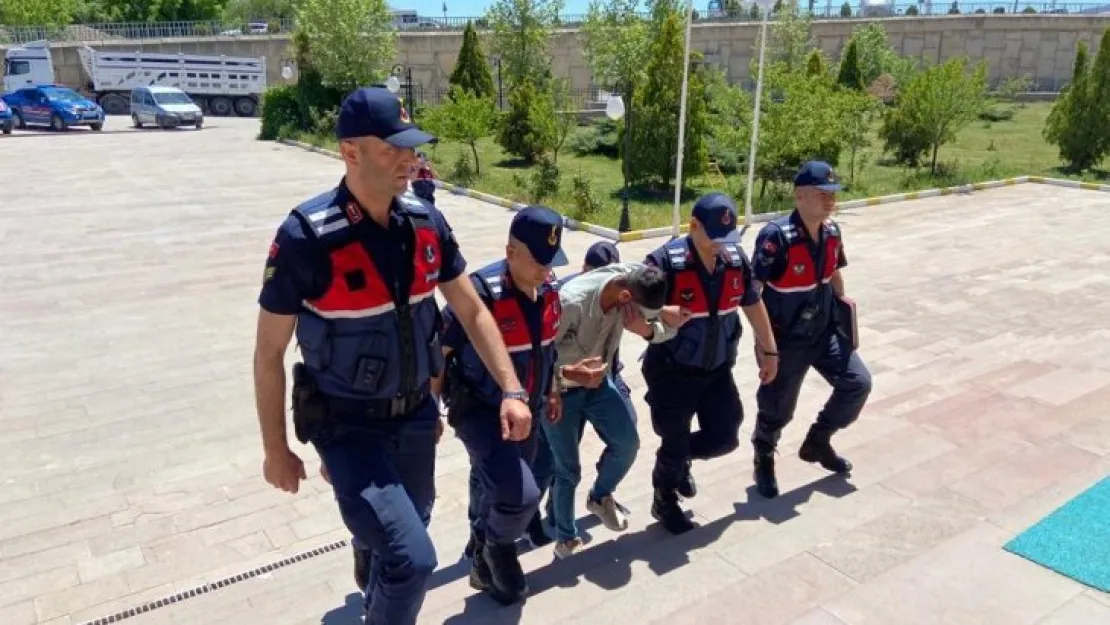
[290,101,1108,231]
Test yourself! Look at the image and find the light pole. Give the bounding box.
[386,63,415,120]
[605,88,632,233]
[744,0,776,226]
[490,55,503,109]
[670,0,696,238]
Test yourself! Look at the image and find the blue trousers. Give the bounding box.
[455,406,541,545]
[313,398,439,625]
[752,330,872,447]
[643,357,742,491]
[540,376,640,542]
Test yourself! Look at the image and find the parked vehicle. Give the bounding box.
[131,86,203,129]
[0,99,13,134]
[3,41,266,118]
[1,84,104,131]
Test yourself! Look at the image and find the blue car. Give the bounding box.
[0,98,12,134]
[1,84,104,132]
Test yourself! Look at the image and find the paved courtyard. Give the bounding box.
[1,118,1108,625]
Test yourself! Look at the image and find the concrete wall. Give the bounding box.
[4,15,1107,97]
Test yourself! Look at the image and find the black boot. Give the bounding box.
[798,426,853,473]
[352,544,371,593]
[525,511,553,548]
[677,461,697,499]
[480,541,529,605]
[468,535,493,591]
[753,442,779,499]
[651,488,695,534]
[463,531,478,560]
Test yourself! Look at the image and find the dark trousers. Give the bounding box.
[752,330,872,448]
[644,357,743,491]
[455,406,541,545]
[313,398,439,625]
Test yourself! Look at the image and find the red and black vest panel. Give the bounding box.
[294,193,444,400]
[762,216,842,346]
[646,236,747,372]
[456,260,561,410]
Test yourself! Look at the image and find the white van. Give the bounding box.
[131,85,203,129]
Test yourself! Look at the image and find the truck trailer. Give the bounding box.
[2,41,266,117]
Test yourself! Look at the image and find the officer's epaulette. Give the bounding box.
[663,237,688,270]
[473,260,508,300]
[397,190,431,214]
[721,242,744,267]
[293,189,352,242]
[775,219,800,244]
[823,218,841,235]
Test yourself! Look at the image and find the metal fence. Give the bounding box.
[1,3,1106,45]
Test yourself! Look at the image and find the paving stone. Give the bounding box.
[3,119,1109,624]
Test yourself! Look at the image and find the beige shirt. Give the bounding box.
[554,262,674,389]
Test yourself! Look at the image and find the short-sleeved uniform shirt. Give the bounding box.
[258,180,466,315]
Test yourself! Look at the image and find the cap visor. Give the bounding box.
[546,247,569,268]
[710,228,740,244]
[816,183,842,192]
[386,128,437,148]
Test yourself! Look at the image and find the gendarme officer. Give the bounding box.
[749,161,873,499]
[252,86,532,625]
[443,205,566,605]
[643,192,779,534]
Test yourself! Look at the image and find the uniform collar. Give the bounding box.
[336,177,406,230]
[788,209,829,241]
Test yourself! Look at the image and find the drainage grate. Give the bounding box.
[77,539,351,625]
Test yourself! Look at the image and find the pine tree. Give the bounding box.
[1089,29,1110,158]
[449,21,496,99]
[1043,40,1099,171]
[806,49,828,78]
[837,39,864,90]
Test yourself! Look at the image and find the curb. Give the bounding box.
[275,139,1103,242]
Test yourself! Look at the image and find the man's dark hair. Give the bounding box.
[624,265,668,310]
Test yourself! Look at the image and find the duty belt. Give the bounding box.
[324,385,431,420]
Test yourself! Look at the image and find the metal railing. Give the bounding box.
[1,3,1107,45]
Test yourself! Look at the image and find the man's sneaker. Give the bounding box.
[586,494,629,531]
[553,537,584,559]
[651,488,695,534]
[678,461,697,499]
[525,512,553,548]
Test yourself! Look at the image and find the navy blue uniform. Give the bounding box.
[260,179,465,625]
[749,211,872,449]
[643,235,760,492]
[445,260,560,546]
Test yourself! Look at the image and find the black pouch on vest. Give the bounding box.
[291,362,328,444]
[834,296,858,352]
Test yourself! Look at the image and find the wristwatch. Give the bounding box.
[502,389,529,403]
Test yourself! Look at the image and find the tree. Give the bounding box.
[549,78,577,163]
[841,90,881,184]
[848,23,917,89]
[702,67,752,175]
[628,7,709,186]
[422,87,498,175]
[1088,29,1110,159]
[768,4,814,72]
[294,0,396,93]
[1044,41,1098,171]
[449,21,496,99]
[224,0,303,22]
[580,0,652,110]
[80,0,226,22]
[497,79,557,162]
[880,58,988,173]
[806,50,828,78]
[0,0,78,26]
[837,39,864,90]
[485,0,562,89]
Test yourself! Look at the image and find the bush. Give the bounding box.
[497,79,557,163]
[529,156,561,203]
[569,171,604,222]
[1022,6,1037,12]
[450,152,478,187]
[840,2,852,17]
[569,118,620,157]
[259,85,303,140]
[905,5,918,15]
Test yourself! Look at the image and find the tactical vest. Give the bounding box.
[456,260,561,409]
[293,192,444,400]
[762,216,842,345]
[648,237,747,371]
